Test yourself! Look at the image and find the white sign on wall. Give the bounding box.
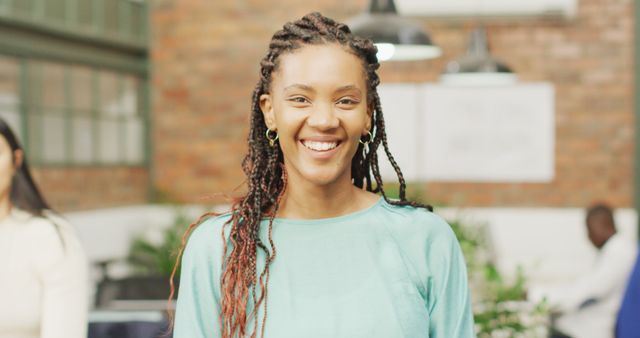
[375,84,421,182]
[377,83,555,183]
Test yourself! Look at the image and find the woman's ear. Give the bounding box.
[364,104,373,133]
[260,94,276,130]
[13,149,23,171]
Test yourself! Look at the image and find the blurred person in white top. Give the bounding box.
[0,118,88,338]
[531,204,637,338]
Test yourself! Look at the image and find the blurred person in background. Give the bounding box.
[171,12,475,338]
[534,204,637,338]
[0,118,88,338]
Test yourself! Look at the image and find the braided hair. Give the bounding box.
[170,11,432,338]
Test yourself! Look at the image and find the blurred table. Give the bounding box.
[88,309,172,338]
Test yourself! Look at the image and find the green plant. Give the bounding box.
[449,218,549,337]
[127,211,191,277]
[148,186,182,204]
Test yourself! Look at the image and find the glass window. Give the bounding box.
[123,76,144,164]
[0,56,21,140]
[42,62,65,110]
[0,0,149,167]
[98,118,120,163]
[29,61,68,163]
[130,2,144,39]
[77,0,93,29]
[104,0,120,37]
[41,111,66,163]
[100,71,122,117]
[27,113,41,162]
[3,0,147,44]
[71,66,94,164]
[122,76,137,115]
[44,0,66,24]
[99,70,124,164]
[72,115,93,164]
[3,58,147,166]
[72,66,93,113]
[12,0,34,17]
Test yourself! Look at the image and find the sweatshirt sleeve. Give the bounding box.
[425,216,477,338]
[32,218,89,338]
[174,217,226,338]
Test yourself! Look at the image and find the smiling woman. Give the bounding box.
[172,12,476,338]
[260,44,374,198]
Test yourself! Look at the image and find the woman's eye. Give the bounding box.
[337,98,359,105]
[289,97,309,104]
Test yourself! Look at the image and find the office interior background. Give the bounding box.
[0,0,637,336]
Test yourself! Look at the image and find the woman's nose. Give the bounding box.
[306,102,339,130]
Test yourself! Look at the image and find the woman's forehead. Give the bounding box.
[272,44,366,91]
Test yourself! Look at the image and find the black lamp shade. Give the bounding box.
[442,28,517,85]
[348,0,441,62]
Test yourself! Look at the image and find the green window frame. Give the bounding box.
[0,0,149,167]
[0,0,147,47]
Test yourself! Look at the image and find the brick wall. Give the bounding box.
[32,167,149,211]
[151,0,634,208]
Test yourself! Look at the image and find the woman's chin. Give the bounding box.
[297,168,345,188]
[303,176,340,188]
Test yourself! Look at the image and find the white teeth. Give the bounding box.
[302,140,338,151]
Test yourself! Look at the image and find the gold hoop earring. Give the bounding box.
[359,130,373,145]
[266,128,279,147]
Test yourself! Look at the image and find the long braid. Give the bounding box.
[368,91,433,211]
[171,12,433,338]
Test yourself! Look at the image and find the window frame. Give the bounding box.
[0,0,150,168]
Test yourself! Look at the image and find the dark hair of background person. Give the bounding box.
[169,12,434,338]
[0,117,51,217]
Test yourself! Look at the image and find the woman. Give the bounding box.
[173,12,475,338]
[0,118,88,338]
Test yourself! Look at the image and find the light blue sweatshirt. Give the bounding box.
[174,198,476,338]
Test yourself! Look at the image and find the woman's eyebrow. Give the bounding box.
[283,84,362,94]
[283,83,314,92]
[335,85,362,94]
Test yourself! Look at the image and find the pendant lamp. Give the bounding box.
[348,0,442,62]
[441,27,517,85]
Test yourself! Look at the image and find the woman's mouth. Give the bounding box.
[301,140,340,152]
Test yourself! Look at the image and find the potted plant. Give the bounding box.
[94,211,190,307]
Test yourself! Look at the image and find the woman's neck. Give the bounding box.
[276,177,379,220]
